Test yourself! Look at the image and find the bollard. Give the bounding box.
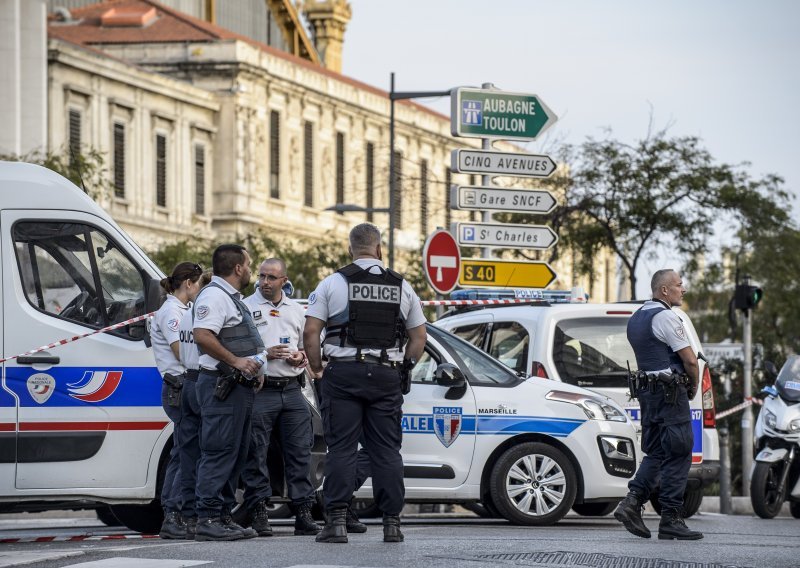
[719,425,732,514]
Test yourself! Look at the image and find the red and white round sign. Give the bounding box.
[422,229,461,295]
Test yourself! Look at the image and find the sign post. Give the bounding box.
[451,87,557,141]
[451,149,556,178]
[422,229,461,295]
[450,185,556,214]
[459,258,557,289]
[453,221,558,250]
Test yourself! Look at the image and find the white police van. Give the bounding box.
[353,324,639,525]
[434,288,721,517]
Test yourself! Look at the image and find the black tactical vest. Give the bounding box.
[324,263,405,356]
[194,282,265,357]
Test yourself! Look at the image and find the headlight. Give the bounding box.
[789,418,800,432]
[546,390,628,422]
[765,410,778,429]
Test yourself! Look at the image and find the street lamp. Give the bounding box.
[328,73,451,270]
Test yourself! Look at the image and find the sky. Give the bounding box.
[341,0,800,298]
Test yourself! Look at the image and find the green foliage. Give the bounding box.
[1,146,111,200]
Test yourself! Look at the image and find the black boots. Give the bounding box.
[316,508,348,543]
[614,492,651,538]
[346,505,368,533]
[222,511,257,539]
[659,508,703,540]
[251,500,273,537]
[382,514,403,543]
[159,510,187,539]
[294,502,322,535]
[195,517,245,541]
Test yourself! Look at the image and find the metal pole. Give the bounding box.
[742,306,753,496]
[481,82,494,259]
[388,71,396,270]
[719,426,732,514]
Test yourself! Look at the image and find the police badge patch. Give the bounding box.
[433,406,462,448]
[27,373,56,404]
[196,305,209,320]
[674,325,685,340]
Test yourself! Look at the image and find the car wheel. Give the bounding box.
[95,505,122,526]
[351,498,382,518]
[649,486,703,518]
[571,501,619,517]
[266,503,292,519]
[790,501,800,519]
[462,501,500,518]
[489,442,577,526]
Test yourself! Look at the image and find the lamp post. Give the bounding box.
[328,74,451,270]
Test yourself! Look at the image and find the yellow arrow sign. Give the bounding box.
[459,258,557,289]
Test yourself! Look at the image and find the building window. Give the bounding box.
[420,160,428,236]
[392,151,402,230]
[68,109,81,167]
[304,121,313,207]
[194,144,205,215]
[335,132,345,214]
[445,167,452,228]
[155,134,167,207]
[270,110,280,199]
[365,142,374,222]
[113,122,125,198]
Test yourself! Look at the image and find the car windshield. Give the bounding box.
[427,324,520,386]
[552,317,634,389]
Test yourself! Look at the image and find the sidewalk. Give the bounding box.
[698,496,793,517]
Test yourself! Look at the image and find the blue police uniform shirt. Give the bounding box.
[637,300,691,373]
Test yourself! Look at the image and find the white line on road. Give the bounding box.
[58,558,211,568]
[0,551,84,568]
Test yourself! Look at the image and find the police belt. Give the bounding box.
[199,367,260,388]
[329,355,399,368]
[641,371,690,387]
[263,373,303,389]
[185,369,200,381]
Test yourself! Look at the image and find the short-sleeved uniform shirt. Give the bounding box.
[243,290,306,378]
[305,258,426,362]
[193,275,246,370]
[178,308,199,371]
[151,294,189,377]
[640,300,691,373]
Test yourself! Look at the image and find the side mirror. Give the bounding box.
[764,361,778,378]
[434,363,468,400]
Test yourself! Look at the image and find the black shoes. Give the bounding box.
[251,500,273,537]
[316,508,348,543]
[294,502,322,535]
[222,511,257,539]
[382,514,403,543]
[194,517,246,541]
[184,516,197,540]
[614,492,651,539]
[346,505,368,534]
[658,508,703,540]
[159,510,187,540]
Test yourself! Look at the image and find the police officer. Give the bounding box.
[239,258,321,537]
[304,223,427,544]
[176,269,211,539]
[150,262,204,539]
[614,269,703,540]
[192,245,265,541]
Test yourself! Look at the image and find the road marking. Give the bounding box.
[60,559,210,568]
[0,551,84,568]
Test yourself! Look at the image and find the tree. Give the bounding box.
[521,127,791,299]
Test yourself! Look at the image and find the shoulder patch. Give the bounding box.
[167,318,180,332]
[674,325,686,340]
[196,305,210,320]
[308,292,317,305]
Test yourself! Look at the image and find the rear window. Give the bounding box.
[552,317,634,388]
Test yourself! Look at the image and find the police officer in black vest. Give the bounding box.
[614,269,703,540]
[304,223,427,544]
[192,245,265,541]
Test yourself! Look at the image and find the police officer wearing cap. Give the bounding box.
[192,245,265,541]
[614,269,703,541]
[238,258,321,537]
[304,223,427,544]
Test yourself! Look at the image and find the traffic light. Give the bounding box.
[734,284,763,311]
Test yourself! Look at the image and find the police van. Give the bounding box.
[434,288,721,517]
[0,162,327,532]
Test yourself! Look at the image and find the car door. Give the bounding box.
[2,211,165,491]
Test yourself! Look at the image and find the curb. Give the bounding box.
[698,496,793,517]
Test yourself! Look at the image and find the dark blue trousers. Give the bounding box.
[320,361,404,514]
[629,383,693,510]
[160,383,182,513]
[178,377,201,519]
[195,372,255,519]
[240,381,315,510]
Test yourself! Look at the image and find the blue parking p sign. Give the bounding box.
[462,226,475,242]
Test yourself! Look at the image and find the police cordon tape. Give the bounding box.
[0,311,156,364]
[715,397,762,420]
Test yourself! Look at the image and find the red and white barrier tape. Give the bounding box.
[0,533,158,544]
[715,397,763,420]
[421,298,545,307]
[0,312,155,364]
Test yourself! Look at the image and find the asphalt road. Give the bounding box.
[1,510,798,568]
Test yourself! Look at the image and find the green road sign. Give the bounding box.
[451,88,557,141]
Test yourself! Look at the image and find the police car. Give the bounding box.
[352,323,639,526]
[434,288,721,517]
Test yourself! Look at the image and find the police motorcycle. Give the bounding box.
[750,355,800,519]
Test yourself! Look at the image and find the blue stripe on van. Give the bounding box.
[401,413,584,438]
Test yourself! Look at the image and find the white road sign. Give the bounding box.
[451,149,556,178]
[702,343,745,368]
[450,185,556,214]
[452,222,558,250]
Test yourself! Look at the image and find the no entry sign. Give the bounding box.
[423,230,461,295]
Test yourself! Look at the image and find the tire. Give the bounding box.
[351,498,381,518]
[751,461,787,519]
[108,501,163,534]
[95,506,122,526]
[489,442,577,526]
[790,501,800,519]
[649,486,703,518]
[572,501,619,517]
[462,501,500,518]
[266,503,292,519]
